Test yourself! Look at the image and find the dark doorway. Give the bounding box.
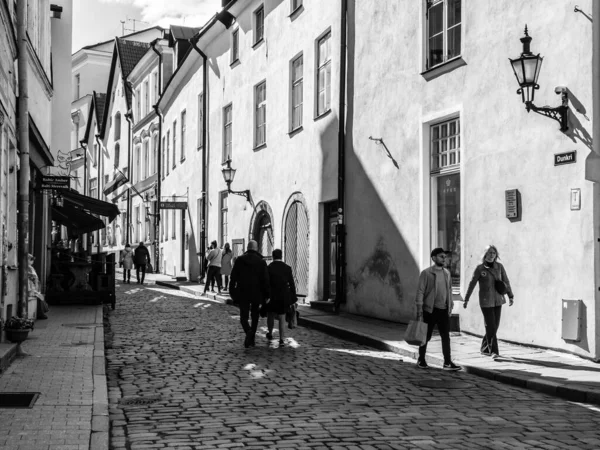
[284,201,309,297]
[323,201,337,300]
[253,211,273,262]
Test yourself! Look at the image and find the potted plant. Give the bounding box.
[4,317,34,343]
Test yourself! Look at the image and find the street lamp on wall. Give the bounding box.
[509,26,569,132]
[221,160,251,201]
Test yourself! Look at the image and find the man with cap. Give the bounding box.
[229,240,270,348]
[414,247,461,370]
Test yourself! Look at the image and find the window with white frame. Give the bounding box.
[430,117,461,287]
[220,191,228,247]
[255,81,266,147]
[166,130,170,175]
[153,71,158,105]
[135,144,141,183]
[197,197,204,249]
[93,144,98,167]
[90,178,98,198]
[181,110,186,161]
[135,206,141,243]
[114,143,120,168]
[291,54,303,130]
[232,29,239,62]
[115,112,121,140]
[254,6,264,45]
[172,120,177,169]
[426,0,461,70]
[197,93,204,150]
[143,139,150,179]
[223,104,232,162]
[74,74,80,100]
[144,80,149,116]
[136,87,141,119]
[152,133,158,174]
[316,31,332,116]
[162,136,166,179]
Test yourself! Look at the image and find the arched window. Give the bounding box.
[114,112,121,140]
[114,143,120,168]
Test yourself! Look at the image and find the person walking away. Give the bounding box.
[229,240,270,348]
[203,240,223,294]
[266,249,297,345]
[463,245,514,359]
[134,241,151,284]
[120,244,134,283]
[415,248,461,371]
[221,243,233,291]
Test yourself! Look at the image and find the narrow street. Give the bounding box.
[106,283,600,450]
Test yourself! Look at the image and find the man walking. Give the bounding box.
[134,241,151,284]
[229,240,270,348]
[266,249,297,345]
[415,248,461,371]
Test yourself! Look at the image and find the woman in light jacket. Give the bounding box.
[220,243,233,291]
[464,245,514,358]
[120,244,134,284]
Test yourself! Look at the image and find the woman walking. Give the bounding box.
[221,243,233,291]
[464,245,514,358]
[120,244,134,284]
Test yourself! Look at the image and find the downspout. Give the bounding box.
[95,134,104,253]
[151,41,162,273]
[190,37,208,280]
[592,3,600,361]
[80,140,90,255]
[17,0,30,317]
[334,0,348,311]
[124,111,133,245]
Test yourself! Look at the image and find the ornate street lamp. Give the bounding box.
[509,26,568,132]
[221,160,251,201]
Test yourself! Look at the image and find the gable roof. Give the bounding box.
[84,92,106,142]
[168,25,202,46]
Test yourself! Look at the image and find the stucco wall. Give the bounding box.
[347,0,597,358]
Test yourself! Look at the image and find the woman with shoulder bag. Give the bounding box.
[463,245,514,359]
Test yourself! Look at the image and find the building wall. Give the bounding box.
[347,0,598,358]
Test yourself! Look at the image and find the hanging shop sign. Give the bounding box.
[40,175,70,190]
[159,201,188,210]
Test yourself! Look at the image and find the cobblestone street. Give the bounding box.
[105,283,600,450]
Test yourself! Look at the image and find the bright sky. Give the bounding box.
[72,0,222,53]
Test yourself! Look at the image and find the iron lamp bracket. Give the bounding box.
[523,88,569,132]
[227,188,251,201]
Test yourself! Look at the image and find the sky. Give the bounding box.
[72,0,222,53]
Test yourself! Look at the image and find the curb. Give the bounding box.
[90,305,109,450]
[0,342,18,373]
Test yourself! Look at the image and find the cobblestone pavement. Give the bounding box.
[105,283,600,450]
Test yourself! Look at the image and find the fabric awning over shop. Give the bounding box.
[130,173,158,198]
[103,172,128,196]
[51,204,106,234]
[61,189,120,222]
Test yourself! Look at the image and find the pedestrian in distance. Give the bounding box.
[221,242,233,291]
[464,245,514,359]
[203,240,223,294]
[120,244,134,284]
[414,248,462,371]
[133,241,151,284]
[229,240,270,348]
[266,249,297,345]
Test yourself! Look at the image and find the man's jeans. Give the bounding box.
[136,264,146,283]
[239,300,261,338]
[418,307,452,364]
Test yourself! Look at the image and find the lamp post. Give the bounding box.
[509,26,569,132]
[221,160,251,201]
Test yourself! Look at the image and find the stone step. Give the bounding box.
[310,300,336,312]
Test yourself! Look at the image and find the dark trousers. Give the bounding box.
[204,266,222,292]
[418,308,452,364]
[481,306,502,355]
[223,275,230,290]
[239,300,261,338]
[123,269,131,282]
[136,264,146,283]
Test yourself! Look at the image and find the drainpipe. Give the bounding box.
[151,40,162,273]
[80,140,90,255]
[17,0,30,318]
[593,2,600,361]
[334,0,348,311]
[95,135,104,253]
[189,37,208,280]
[124,111,133,245]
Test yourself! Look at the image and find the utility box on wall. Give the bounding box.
[562,299,582,341]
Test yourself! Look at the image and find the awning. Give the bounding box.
[103,172,128,196]
[51,204,106,234]
[130,173,158,198]
[61,189,120,222]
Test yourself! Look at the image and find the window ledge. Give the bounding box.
[421,56,466,81]
[180,157,186,163]
[314,109,332,121]
[253,143,267,152]
[197,146,203,151]
[252,38,264,50]
[288,126,303,137]
[230,58,240,68]
[289,5,304,20]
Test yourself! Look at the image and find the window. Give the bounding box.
[181,110,186,162]
[135,145,141,183]
[160,210,164,242]
[254,6,264,45]
[220,192,228,247]
[165,208,169,240]
[114,112,121,140]
[427,0,461,69]
[232,29,239,62]
[430,117,461,288]
[316,32,332,116]
[161,137,166,179]
[255,81,266,147]
[153,72,159,105]
[136,87,141,120]
[197,93,204,150]
[90,178,98,198]
[152,133,158,174]
[172,207,176,240]
[166,131,170,175]
[114,143,120,168]
[291,55,303,130]
[135,206,141,243]
[122,212,128,245]
[197,197,204,249]
[74,74,80,100]
[143,139,150,179]
[144,80,149,116]
[93,144,98,167]
[223,104,232,162]
[172,120,177,169]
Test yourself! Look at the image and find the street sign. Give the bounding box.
[159,201,187,210]
[40,175,70,190]
[554,150,576,166]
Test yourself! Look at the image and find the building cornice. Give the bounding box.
[26,34,53,99]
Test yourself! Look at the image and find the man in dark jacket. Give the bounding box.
[229,240,270,348]
[266,249,296,345]
[134,241,151,284]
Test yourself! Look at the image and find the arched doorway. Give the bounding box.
[284,200,309,297]
[253,210,274,262]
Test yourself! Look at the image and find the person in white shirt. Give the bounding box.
[203,240,223,294]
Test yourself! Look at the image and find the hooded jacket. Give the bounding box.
[229,250,270,304]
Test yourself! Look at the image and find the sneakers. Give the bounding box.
[491,353,500,359]
[480,351,492,357]
[443,361,462,371]
[279,339,285,345]
[416,359,428,369]
[266,332,273,340]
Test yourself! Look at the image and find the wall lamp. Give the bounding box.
[509,26,569,132]
[216,10,236,29]
[221,160,251,201]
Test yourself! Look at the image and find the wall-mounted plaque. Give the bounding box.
[555,151,577,166]
[505,189,519,219]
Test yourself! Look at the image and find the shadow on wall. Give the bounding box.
[565,88,592,151]
[342,1,419,322]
